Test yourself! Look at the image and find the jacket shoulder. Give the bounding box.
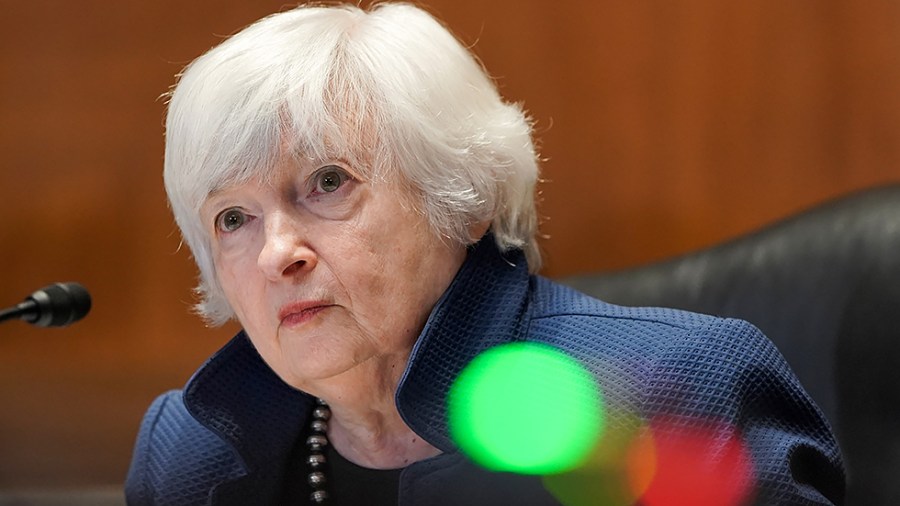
[125,390,245,505]
[531,275,720,328]
[528,276,844,504]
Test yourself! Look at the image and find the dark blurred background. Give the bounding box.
[1,0,898,491]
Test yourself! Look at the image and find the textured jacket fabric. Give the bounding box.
[125,237,845,505]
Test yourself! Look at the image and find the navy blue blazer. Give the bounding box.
[126,238,844,505]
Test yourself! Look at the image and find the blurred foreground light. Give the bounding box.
[629,418,755,506]
[542,414,653,506]
[448,342,604,475]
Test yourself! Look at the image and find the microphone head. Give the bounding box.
[24,282,92,327]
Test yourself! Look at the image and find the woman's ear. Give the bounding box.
[468,220,491,243]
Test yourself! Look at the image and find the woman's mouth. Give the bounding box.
[278,302,333,327]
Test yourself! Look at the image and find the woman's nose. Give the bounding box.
[257,212,318,280]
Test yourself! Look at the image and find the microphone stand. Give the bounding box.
[0,303,32,324]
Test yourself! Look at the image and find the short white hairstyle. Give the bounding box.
[164,2,541,325]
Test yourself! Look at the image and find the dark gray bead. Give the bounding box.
[307,453,327,468]
[313,406,331,420]
[306,434,328,449]
[308,471,327,487]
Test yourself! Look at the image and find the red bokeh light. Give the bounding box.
[628,417,755,506]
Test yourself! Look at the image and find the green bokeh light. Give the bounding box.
[448,342,605,475]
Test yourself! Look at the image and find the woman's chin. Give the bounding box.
[278,344,368,391]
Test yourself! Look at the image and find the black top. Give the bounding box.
[281,424,403,505]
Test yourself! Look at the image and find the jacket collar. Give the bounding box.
[182,234,532,472]
[395,236,532,452]
[182,330,313,476]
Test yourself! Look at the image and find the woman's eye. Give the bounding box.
[216,208,247,233]
[314,166,348,193]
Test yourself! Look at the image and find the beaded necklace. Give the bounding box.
[306,399,331,503]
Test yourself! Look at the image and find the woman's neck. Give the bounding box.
[325,399,441,469]
[310,351,441,469]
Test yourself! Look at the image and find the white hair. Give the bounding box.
[164,2,541,325]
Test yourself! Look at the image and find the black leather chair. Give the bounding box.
[562,184,900,505]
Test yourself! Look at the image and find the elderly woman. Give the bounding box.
[126,3,844,505]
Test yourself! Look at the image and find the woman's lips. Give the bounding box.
[278,302,333,327]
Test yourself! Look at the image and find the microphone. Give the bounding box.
[0,282,92,327]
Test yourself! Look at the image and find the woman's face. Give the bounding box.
[200,157,468,391]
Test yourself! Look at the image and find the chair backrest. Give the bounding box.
[562,184,900,505]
